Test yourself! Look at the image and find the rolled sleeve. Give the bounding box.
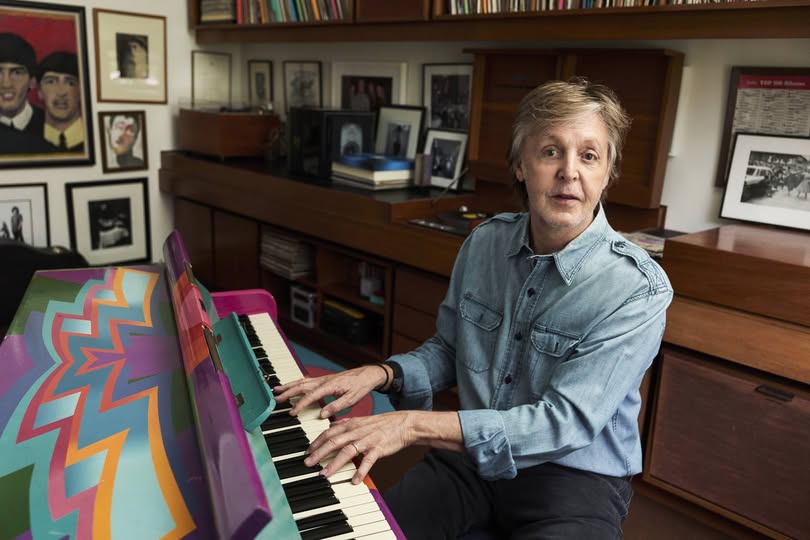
[458,409,517,480]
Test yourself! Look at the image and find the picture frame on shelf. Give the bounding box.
[283,61,322,112]
[329,111,376,162]
[422,63,473,130]
[191,50,232,108]
[719,133,810,232]
[714,66,810,187]
[65,178,151,266]
[331,61,407,112]
[374,105,425,160]
[93,8,167,104]
[0,183,49,247]
[98,111,148,173]
[423,129,469,190]
[248,60,273,109]
[0,1,95,168]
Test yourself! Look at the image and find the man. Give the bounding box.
[107,113,144,168]
[116,34,148,79]
[38,51,84,152]
[275,78,673,538]
[10,206,23,243]
[0,32,50,154]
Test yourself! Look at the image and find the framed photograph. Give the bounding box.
[283,61,322,112]
[248,60,273,108]
[329,112,376,162]
[331,61,407,112]
[98,111,148,173]
[0,183,49,246]
[192,50,232,108]
[719,134,810,232]
[375,105,425,160]
[0,1,94,168]
[714,66,810,186]
[93,8,167,104]
[66,178,151,266]
[422,63,473,131]
[423,129,469,190]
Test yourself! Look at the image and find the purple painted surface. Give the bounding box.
[211,290,278,322]
[369,489,406,540]
[0,334,33,398]
[123,335,183,379]
[36,268,107,283]
[163,230,190,285]
[13,529,32,540]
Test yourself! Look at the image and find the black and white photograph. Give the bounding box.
[340,76,393,112]
[375,105,425,160]
[191,50,232,108]
[422,63,472,130]
[283,61,322,112]
[66,178,151,265]
[332,62,406,112]
[423,129,469,189]
[328,112,375,162]
[0,2,95,168]
[0,183,49,246]
[720,134,810,232]
[248,60,273,108]
[93,9,167,103]
[98,110,148,173]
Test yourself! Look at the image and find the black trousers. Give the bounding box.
[383,449,633,540]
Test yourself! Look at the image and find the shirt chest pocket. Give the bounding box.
[528,325,581,399]
[458,294,503,373]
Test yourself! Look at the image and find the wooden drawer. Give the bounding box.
[645,348,810,539]
[393,303,436,344]
[391,332,421,355]
[394,266,447,316]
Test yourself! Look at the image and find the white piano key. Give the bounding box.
[263,417,331,436]
[322,518,392,540]
[280,461,357,486]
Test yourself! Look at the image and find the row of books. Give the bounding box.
[445,0,763,13]
[260,227,315,279]
[200,0,347,25]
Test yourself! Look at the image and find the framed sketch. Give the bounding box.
[331,61,407,112]
[248,60,273,108]
[98,111,148,173]
[423,129,469,190]
[422,63,473,130]
[714,66,810,187]
[192,50,232,108]
[0,183,49,246]
[93,8,167,104]
[375,105,425,160]
[283,61,322,112]
[719,134,810,232]
[0,1,94,168]
[329,112,376,162]
[65,178,151,266]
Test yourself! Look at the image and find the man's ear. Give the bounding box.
[516,163,525,182]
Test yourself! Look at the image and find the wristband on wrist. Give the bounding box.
[373,363,390,392]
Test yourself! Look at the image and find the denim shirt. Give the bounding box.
[387,207,673,480]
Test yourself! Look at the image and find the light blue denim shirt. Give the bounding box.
[388,207,673,480]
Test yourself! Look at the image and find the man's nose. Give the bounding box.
[558,154,579,182]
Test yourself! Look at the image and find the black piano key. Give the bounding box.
[296,509,349,532]
[270,427,308,444]
[278,462,322,480]
[283,475,331,497]
[286,485,337,508]
[299,521,354,540]
[288,492,340,515]
[271,402,293,414]
[262,413,301,430]
[267,437,310,456]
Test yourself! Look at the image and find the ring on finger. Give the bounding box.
[351,442,361,456]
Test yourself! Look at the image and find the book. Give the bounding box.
[331,175,412,190]
[332,162,414,182]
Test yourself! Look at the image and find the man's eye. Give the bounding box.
[583,152,598,161]
[542,148,558,157]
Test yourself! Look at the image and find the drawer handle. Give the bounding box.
[755,385,794,402]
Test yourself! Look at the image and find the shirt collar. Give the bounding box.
[0,102,33,130]
[44,118,84,149]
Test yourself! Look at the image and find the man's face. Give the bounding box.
[0,62,33,118]
[39,71,81,123]
[517,113,611,244]
[108,115,137,155]
[122,41,148,78]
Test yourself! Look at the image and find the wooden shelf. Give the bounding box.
[322,283,385,315]
[193,1,810,43]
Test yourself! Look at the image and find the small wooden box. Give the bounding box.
[177,108,281,159]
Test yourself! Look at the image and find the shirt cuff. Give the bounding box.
[385,353,435,410]
[458,409,517,480]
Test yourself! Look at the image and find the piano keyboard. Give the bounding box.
[239,313,396,540]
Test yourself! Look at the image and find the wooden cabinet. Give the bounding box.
[174,198,214,287]
[391,266,447,354]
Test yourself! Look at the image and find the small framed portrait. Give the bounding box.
[0,1,95,168]
[98,111,148,173]
[66,178,151,266]
[0,183,49,246]
[423,129,469,190]
[283,61,322,112]
[375,105,425,160]
[93,9,167,104]
[328,112,376,162]
[332,61,407,112]
[720,133,810,233]
[422,63,473,130]
[192,50,232,108]
[248,60,273,109]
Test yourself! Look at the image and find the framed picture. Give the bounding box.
[714,66,810,186]
[65,178,151,266]
[423,129,469,190]
[248,60,273,108]
[98,111,148,173]
[719,133,810,232]
[192,50,232,108]
[422,63,473,131]
[0,1,94,168]
[331,61,407,112]
[93,8,167,104]
[329,112,376,162]
[283,61,322,112]
[0,183,49,246]
[375,105,425,160]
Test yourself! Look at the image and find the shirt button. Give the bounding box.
[504,375,512,384]
[527,288,535,297]
[515,332,522,341]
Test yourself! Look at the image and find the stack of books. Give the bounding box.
[331,154,414,190]
[260,227,314,279]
